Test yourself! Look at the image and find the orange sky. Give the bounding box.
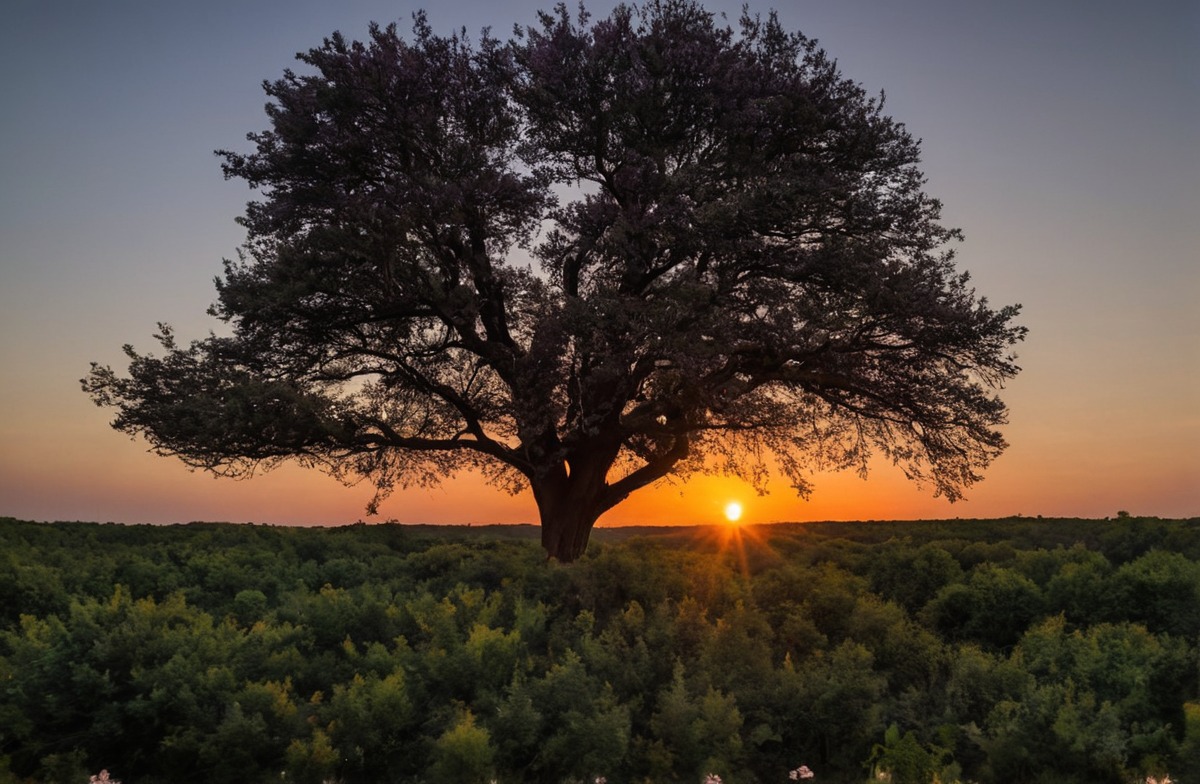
[4,387,1196,526]
[1,0,1197,526]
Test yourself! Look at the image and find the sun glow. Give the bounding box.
[723,501,744,523]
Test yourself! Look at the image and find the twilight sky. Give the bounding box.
[2,0,1197,527]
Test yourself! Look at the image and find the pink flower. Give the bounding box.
[704,775,723,784]
[790,765,815,780]
[89,773,120,784]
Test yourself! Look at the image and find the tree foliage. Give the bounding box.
[83,2,1024,560]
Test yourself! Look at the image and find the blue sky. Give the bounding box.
[2,0,1197,525]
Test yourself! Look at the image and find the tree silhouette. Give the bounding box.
[85,1,1025,561]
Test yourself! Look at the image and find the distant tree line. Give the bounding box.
[2,516,1198,783]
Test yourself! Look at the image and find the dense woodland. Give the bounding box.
[2,515,1199,784]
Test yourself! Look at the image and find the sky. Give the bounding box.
[2,0,1197,528]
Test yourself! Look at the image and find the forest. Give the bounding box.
[2,515,1198,784]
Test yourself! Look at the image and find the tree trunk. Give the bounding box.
[538,500,602,563]
[531,453,612,563]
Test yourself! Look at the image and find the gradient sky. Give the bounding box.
[2,0,1197,528]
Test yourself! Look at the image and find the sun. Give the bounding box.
[723,501,744,523]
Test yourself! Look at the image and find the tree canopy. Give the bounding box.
[84,1,1025,560]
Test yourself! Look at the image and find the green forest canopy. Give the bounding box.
[2,515,1198,783]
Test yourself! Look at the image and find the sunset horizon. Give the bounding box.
[3,0,1196,532]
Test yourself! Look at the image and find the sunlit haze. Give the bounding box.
[2,0,1196,527]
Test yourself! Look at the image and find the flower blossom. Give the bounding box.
[790,764,815,779]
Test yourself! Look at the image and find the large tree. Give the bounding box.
[85,1,1024,561]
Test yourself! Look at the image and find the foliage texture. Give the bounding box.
[2,516,1198,783]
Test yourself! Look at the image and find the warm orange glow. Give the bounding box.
[706,516,777,578]
[723,501,744,523]
[5,399,1196,528]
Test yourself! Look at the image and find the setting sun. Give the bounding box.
[723,501,744,523]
